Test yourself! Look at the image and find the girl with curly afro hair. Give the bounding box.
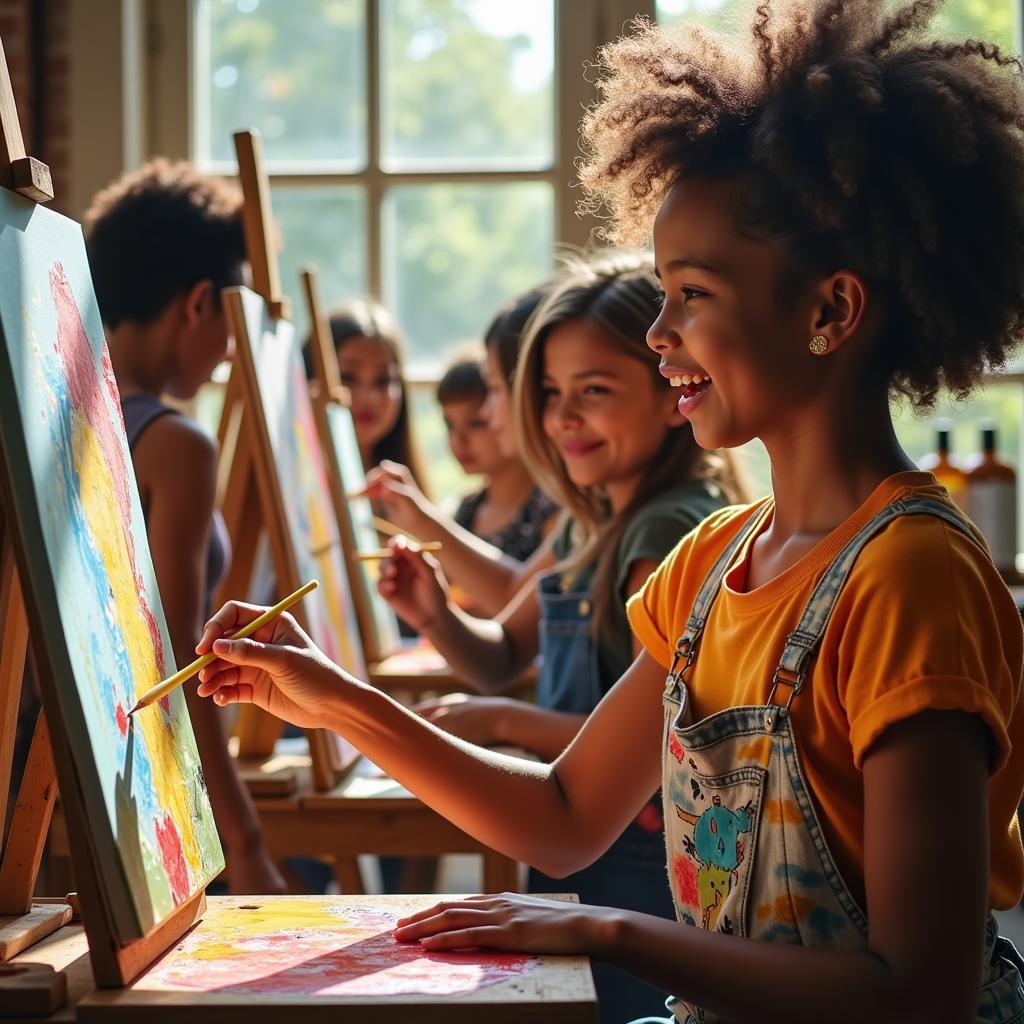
[194,3,1024,1020]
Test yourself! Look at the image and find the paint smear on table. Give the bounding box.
[143,900,536,996]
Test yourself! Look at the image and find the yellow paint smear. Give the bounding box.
[755,892,815,923]
[736,736,773,766]
[764,798,804,825]
[189,900,354,960]
[73,418,201,875]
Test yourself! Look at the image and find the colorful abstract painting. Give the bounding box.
[231,286,367,680]
[326,403,402,659]
[0,189,223,939]
[139,897,537,997]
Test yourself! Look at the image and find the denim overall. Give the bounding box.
[532,569,677,1023]
[658,496,1024,1024]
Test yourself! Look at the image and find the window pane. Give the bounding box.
[270,186,367,343]
[656,0,1017,48]
[930,0,1016,49]
[655,0,745,30]
[380,0,554,170]
[195,0,366,168]
[384,182,554,364]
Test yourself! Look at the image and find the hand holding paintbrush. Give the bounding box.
[128,580,319,715]
[372,535,449,633]
[356,513,442,560]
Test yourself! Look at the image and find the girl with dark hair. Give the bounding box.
[196,2,1024,1019]
[316,299,427,489]
[437,354,557,565]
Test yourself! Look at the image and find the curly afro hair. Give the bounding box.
[578,0,1024,407]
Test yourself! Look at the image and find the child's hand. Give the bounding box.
[393,893,604,955]
[377,538,450,632]
[413,693,511,747]
[195,601,351,730]
[364,460,433,534]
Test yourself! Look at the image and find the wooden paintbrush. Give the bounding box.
[356,542,442,561]
[127,580,319,715]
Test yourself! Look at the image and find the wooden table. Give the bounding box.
[252,755,523,894]
[47,753,523,897]
[9,896,596,1023]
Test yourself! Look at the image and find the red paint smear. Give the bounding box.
[49,263,167,672]
[673,855,700,908]
[153,926,535,997]
[668,734,685,763]
[154,813,190,904]
[159,695,171,716]
[115,705,128,736]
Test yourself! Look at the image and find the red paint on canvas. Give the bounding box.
[49,263,167,671]
[154,813,190,904]
[115,705,128,737]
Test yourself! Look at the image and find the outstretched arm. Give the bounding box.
[195,604,666,875]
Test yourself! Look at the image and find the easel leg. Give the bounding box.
[0,709,59,915]
[0,512,29,833]
[0,517,67,962]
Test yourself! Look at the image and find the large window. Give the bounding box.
[194,0,558,365]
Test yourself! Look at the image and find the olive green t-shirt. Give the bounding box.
[551,479,727,694]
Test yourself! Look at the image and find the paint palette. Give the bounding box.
[76,895,596,1022]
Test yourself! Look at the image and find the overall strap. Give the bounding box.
[670,502,773,679]
[766,497,980,722]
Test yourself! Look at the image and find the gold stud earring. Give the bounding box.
[808,335,829,356]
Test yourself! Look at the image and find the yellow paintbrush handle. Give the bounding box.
[128,579,319,714]
[355,542,442,561]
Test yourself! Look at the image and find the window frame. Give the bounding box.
[134,0,655,323]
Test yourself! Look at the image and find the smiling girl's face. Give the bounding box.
[647,178,833,453]
[541,318,682,509]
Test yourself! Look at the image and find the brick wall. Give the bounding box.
[1,0,71,211]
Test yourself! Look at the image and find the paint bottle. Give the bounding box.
[966,423,1017,574]
[918,421,967,511]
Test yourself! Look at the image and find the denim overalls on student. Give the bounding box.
[531,568,676,1024]
[635,495,1024,1024]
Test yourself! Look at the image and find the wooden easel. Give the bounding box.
[0,36,204,1002]
[214,129,352,793]
[301,265,462,692]
[302,266,401,667]
[0,40,80,1002]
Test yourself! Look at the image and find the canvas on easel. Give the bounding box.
[225,284,369,688]
[0,40,222,985]
[302,265,403,666]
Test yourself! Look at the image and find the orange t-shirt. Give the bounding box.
[627,471,1024,910]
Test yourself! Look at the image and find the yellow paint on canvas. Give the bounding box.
[72,415,201,874]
